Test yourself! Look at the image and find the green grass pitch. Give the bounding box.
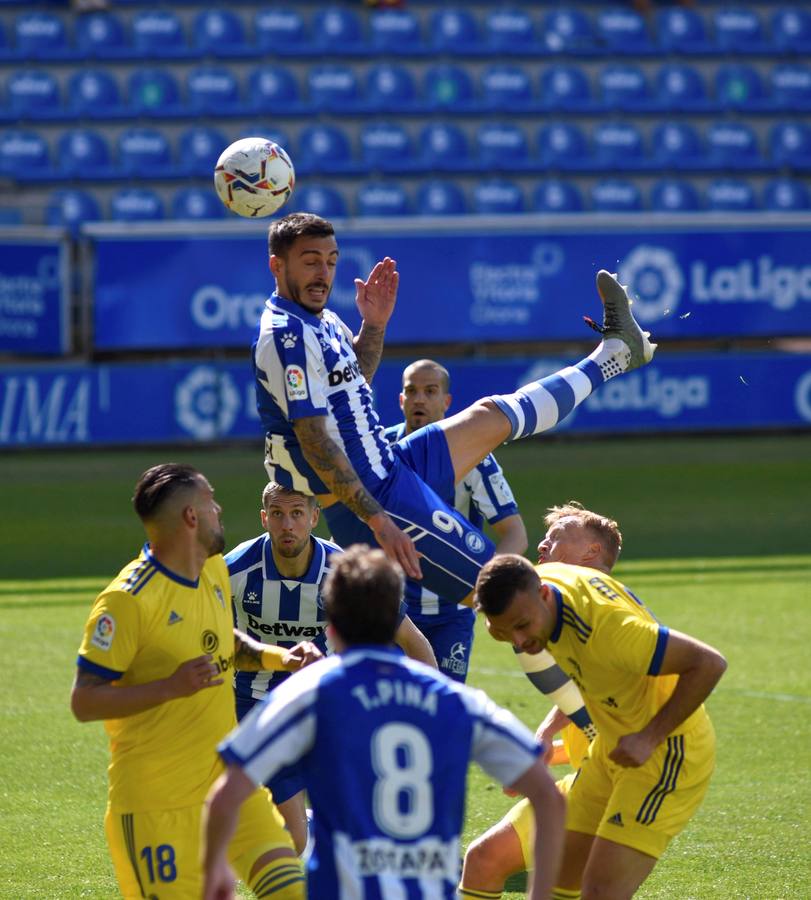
[0,435,809,898]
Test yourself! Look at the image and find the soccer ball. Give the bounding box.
[213,137,295,218]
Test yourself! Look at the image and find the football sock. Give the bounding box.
[246,854,305,898]
[516,649,597,740]
[491,341,629,442]
[458,888,502,899]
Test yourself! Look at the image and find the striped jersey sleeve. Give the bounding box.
[455,453,519,526]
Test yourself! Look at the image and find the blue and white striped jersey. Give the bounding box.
[219,647,542,899]
[253,293,394,495]
[226,533,340,704]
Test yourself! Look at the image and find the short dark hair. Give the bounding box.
[322,545,403,645]
[132,463,202,522]
[261,481,317,511]
[474,554,539,617]
[402,359,451,394]
[268,212,334,259]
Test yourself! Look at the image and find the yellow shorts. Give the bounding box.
[505,772,579,871]
[566,717,716,859]
[106,787,292,899]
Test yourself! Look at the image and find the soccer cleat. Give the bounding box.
[585,270,657,372]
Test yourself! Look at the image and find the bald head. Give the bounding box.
[400,359,452,434]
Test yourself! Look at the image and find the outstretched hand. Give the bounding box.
[368,511,422,580]
[355,257,399,329]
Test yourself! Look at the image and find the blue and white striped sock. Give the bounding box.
[491,339,629,441]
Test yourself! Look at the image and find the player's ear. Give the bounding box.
[399,393,405,411]
[444,393,452,411]
[269,254,282,278]
[260,508,268,528]
[181,504,197,527]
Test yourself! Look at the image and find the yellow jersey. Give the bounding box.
[77,544,236,812]
[537,562,708,744]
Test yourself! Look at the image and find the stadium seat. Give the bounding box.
[769,121,811,168]
[67,70,125,118]
[592,179,643,212]
[308,65,366,112]
[593,121,647,170]
[417,179,467,215]
[369,9,425,55]
[596,8,656,55]
[655,8,716,55]
[540,65,598,112]
[533,179,584,213]
[650,122,706,170]
[540,10,596,56]
[428,8,486,55]
[192,9,251,58]
[599,64,654,111]
[118,127,175,178]
[772,7,811,55]
[472,179,524,214]
[714,7,770,55]
[650,178,701,212]
[172,187,225,220]
[0,129,52,180]
[537,122,592,171]
[248,65,309,116]
[131,10,192,59]
[187,67,241,115]
[705,178,758,211]
[477,123,531,171]
[484,8,540,55]
[706,122,766,170]
[356,181,411,217]
[424,64,477,112]
[290,183,349,219]
[111,187,165,221]
[311,7,366,56]
[46,188,101,232]
[367,63,422,113]
[58,129,116,179]
[128,68,182,117]
[254,8,313,56]
[75,12,130,59]
[418,122,475,172]
[359,122,419,173]
[655,64,714,113]
[481,65,535,111]
[762,177,811,211]
[15,12,73,59]
[178,126,228,177]
[0,20,17,62]
[298,124,362,175]
[237,125,292,155]
[771,64,811,111]
[715,64,773,112]
[7,69,62,119]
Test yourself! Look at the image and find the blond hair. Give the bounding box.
[544,501,622,570]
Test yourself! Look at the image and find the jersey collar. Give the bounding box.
[143,543,199,588]
[270,291,323,327]
[263,534,323,583]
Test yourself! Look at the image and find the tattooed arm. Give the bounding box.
[233,631,323,672]
[71,656,222,722]
[352,320,386,383]
[293,415,422,579]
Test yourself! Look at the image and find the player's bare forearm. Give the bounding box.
[233,630,284,671]
[512,759,565,899]
[353,321,386,383]
[491,514,529,556]
[395,616,438,669]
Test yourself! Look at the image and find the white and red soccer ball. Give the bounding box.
[213,137,295,218]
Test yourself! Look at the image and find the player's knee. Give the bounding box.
[245,848,305,899]
[463,832,512,885]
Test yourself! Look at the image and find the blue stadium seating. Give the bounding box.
[237,125,292,156]
[15,12,73,60]
[131,10,193,59]
[714,7,771,55]
[762,176,811,210]
[593,121,647,170]
[187,66,241,115]
[298,124,363,175]
[771,64,811,111]
[481,65,535,112]
[533,179,584,213]
[591,179,643,212]
[311,7,367,56]
[477,123,531,171]
[537,123,592,171]
[193,9,252,58]
[596,8,656,55]
[540,65,599,112]
[424,64,477,112]
[599,64,654,112]
[67,70,126,119]
[75,11,130,60]
[111,187,165,221]
[656,7,716,55]
[772,7,811,55]
[650,179,701,212]
[655,64,714,113]
[308,64,366,112]
[419,122,475,172]
[706,178,759,211]
[541,9,596,55]
[254,8,314,56]
[369,9,425,56]
[178,126,228,177]
[118,127,175,178]
[650,122,706,170]
[706,122,767,170]
[356,181,411,217]
[128,68,182,118]
[290,183,349,219]
[46,188,101,232]
[0,129,51,180]
[417,179,467,215]
[769,121,811,168]
[715,64,773,113]
[428,8,486,55]
[248,65,310,116]
[172,187,226,220]
[7,69,62,119]
[58,129,116,179]
[484,8,540,55]
[367,63,422,113]
[472,179,524,214]
[359,122,419,173]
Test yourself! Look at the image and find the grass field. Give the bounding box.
[1,434,809,898]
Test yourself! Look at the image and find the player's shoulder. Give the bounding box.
[314,535,344,558]
[225,534,266,575]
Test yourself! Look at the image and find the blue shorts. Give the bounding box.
[236,696,304,805]
[411,606,476,683]
[323,423,495,603]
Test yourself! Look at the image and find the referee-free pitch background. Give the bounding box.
[0,433,808,898]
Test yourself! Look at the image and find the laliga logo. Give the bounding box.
[286,368,304,389]
[795,370,811,422]
[176,366,240,440]
[330,246,376,310]
[618,246,684,323]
